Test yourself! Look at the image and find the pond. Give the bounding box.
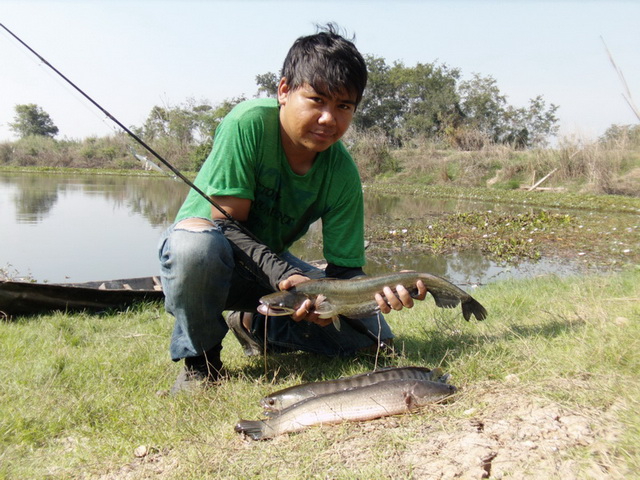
[0,171,581,285]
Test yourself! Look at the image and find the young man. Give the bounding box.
[159,24,426,394]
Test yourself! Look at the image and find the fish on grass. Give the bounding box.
[257,271,487,323]
[261,366,449,414]
[235,378,457,440]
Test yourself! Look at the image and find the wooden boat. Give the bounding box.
[0,277,164,317]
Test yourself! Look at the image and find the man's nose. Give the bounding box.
[318,108,336,126]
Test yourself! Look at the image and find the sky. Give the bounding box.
[1,0,639,143]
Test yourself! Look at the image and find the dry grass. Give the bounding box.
[381,134,640,196]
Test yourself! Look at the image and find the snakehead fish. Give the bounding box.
[235,378,457,440]
[261,366,448,414]
[257,271,487,322]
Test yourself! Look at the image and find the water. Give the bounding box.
[0,172,187,283]
[0,171,580,285]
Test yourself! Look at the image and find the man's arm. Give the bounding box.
[211,196,304,291]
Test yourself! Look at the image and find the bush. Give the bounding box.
[345,127,397,181]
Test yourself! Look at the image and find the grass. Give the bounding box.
[1,267,639,478]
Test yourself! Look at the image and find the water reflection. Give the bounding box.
[1,171,582,284]
[0,172,189,282]
[1,172,188,226]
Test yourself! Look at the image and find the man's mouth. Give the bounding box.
[310,130,334,140]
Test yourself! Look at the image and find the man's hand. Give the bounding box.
[277,275,334,327]
[374,279,427,314]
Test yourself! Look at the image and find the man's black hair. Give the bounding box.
[281,23,368,106]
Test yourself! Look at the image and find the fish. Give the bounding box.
[235,378,457,440]
[260,366,449,414]
[257,271,487,322]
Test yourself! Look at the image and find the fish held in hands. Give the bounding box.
[257,271,487,322]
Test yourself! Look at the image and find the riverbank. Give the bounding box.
[2,166,639,478]
[1,267,638,478]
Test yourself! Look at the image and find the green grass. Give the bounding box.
[1,268,639,478]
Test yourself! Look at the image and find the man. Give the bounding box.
[159,24,426,394]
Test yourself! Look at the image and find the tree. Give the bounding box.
[135,96,246,171]
[391,61,461,142]
[502,96,559,148]
[353,56,462,145]
[459,74,507,141]
[458,75,559,148]
[255,72,279,98]
[9,104,59,138]
[353,55,404,137]
[137,96,246,146]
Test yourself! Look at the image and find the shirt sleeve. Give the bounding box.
[201,114,261,200]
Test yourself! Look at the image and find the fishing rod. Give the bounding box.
[0,22,259,242]
[2,23,395,348]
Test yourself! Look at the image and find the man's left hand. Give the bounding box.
[374,280,427,314]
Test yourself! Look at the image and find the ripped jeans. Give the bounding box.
[158,217,393,361]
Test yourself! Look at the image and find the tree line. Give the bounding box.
[5,55,638,174]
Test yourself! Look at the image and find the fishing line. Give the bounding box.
[0,22,259,242]
[264,314,269,378]
[0,27,118,138]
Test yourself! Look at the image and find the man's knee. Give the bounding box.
[164,218,233,270]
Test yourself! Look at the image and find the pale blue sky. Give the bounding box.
[1,0,638,143]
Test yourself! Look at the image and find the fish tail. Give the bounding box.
[235,420,269,440]
[462,297,488,321]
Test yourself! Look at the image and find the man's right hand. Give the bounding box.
[278,275,334,327]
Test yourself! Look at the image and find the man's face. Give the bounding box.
[278,80,357,162]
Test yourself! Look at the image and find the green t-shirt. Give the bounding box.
[176,98,365,268]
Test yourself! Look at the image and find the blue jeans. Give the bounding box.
[158,218,393,360]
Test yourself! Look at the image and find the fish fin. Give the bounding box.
[332,316,341,331]
[403,391,417,410]
[429,291,461,309]
[314,296,339,319]
[462,297,488,321]
[235,420,269,441]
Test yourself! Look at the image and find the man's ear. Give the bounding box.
[277,77,290,105]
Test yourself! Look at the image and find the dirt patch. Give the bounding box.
[400,394,621,479]
[318,384,627,479]
[94,385,627,480]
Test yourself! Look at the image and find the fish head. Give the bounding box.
[259,395,279,411]
[410,380,457,407]
[257,290,310,316]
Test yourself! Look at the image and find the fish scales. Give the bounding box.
[261,366,447,413]
[258,271,487,322]
[235,378,456,440]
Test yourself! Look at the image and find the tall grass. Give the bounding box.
[387,132,640,196]
[3,128,639,196]
[1,268,638,478]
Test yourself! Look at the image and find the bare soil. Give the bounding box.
[98,382,629,479]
